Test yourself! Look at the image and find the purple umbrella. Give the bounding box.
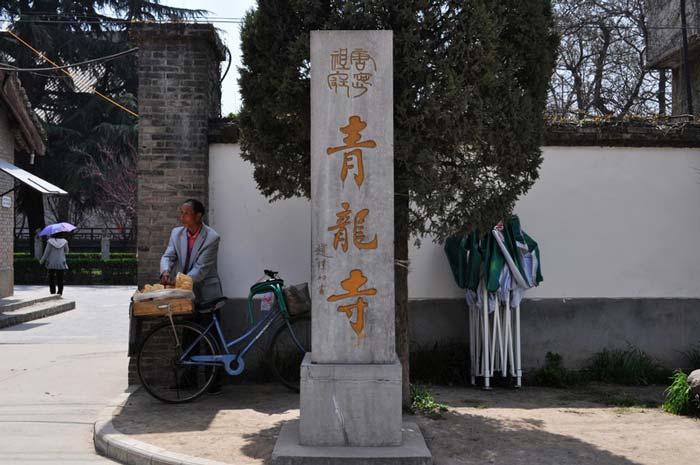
[39,222,77,237]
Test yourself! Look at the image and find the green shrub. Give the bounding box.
[681,342,700,370]
[409,342,470,386]
[532,352,583,388]
[410,385,448,418]
[13,253,136,285]
[663,370,700,416]
[587,345,669,385]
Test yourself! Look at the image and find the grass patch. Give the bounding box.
[531,352,583,388]
[586,345,669,385]
[461,399,488,408]
[613,406,644,415]
[410,385,449,419]
[663,370,700,416]
[410,342,470,386]
[598,393,657,409]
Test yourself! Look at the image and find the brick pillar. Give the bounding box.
[131,24,225,287]
[0,110,15,298]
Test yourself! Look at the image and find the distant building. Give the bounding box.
[0,69,64,298]
[647,0,700,116]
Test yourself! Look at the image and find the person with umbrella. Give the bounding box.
[38,223,76,295]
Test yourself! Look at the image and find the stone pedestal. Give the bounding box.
[273,421,432,465]
[299,354,401,446]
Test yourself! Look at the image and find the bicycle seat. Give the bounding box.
[195,296,228,313]
[264,269,280,279]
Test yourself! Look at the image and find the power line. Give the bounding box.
[0,47,138,72]
[4,29,139,118]
[1,11,245,20]
[1,18,245,25]
[0,14,698,30]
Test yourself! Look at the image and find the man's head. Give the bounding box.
[179,199,205,229]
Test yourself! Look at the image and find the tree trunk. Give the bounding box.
[659,69,667,116]
[394,186,410,408]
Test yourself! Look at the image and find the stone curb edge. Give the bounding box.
[93,385,235,465]
[1,294,60,313]
[0,300,75,329]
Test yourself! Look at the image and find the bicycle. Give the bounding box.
[137,269,311,403]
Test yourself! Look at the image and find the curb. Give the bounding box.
[0,299,75,329]
[0,294,61,312]
[93,386,234,465]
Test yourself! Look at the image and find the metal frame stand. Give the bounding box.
[469,281,522,389]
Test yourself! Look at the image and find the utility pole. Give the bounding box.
[680,0,694,115]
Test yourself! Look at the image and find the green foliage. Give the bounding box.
[410,342,471,386]
[238,0,558,237]
[662,370,700,416]
[409,385,449,418]
[1,1,205,227]
[681,342,700,370]
[586,346,669,386]
[14,253,135,285]
[532,352,583,388]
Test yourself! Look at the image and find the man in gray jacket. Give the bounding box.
[160,199,223,304]
[159,199,224,395]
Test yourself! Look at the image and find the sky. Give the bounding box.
[160,0,258,116]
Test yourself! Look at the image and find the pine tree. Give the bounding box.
[0,1,206,241]
[239,0,557,404]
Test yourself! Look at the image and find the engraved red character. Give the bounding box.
[326,116,376,187]
[328,202,378,252]
[327,269,377,336]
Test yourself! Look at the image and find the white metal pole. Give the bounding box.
[490,301,500,375]
[515,304,522,388]
[469,303,476,385]
[499,300,506,377]
[506,295,515,377]
[482,284,491,389]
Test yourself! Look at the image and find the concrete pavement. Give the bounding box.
[0,285,132,465]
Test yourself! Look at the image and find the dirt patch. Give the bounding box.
[112,383,700,465]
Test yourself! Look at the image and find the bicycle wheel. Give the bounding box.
[268,314,311,392]
[137,321,219,403]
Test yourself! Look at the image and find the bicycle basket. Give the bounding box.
[283,283,311,316]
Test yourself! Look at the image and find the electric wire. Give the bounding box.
[4,29,139,118]
[0,47,138,72]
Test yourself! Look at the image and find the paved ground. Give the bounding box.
[111,382,700,465]
[0,285,133,465]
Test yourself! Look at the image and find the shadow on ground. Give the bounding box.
[431,383,667,410]
[113,383,698,465]
[237,411,644,465]
[112,383,298,434]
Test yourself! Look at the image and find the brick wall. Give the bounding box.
[130,24,225,287]
[0,108,15,298]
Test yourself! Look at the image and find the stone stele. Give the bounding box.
[273,30,429,465]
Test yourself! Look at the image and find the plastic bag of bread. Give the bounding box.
[142,283,165,293]
[175,272,194,290]
[133,287,194,302]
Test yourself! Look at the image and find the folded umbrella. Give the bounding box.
[39,222,77,237]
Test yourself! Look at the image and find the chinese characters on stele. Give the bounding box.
[325,46,381,342]
[327,47,376,98]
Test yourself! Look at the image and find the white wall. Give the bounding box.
[208,144,311,298]
[210,144,700,299]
